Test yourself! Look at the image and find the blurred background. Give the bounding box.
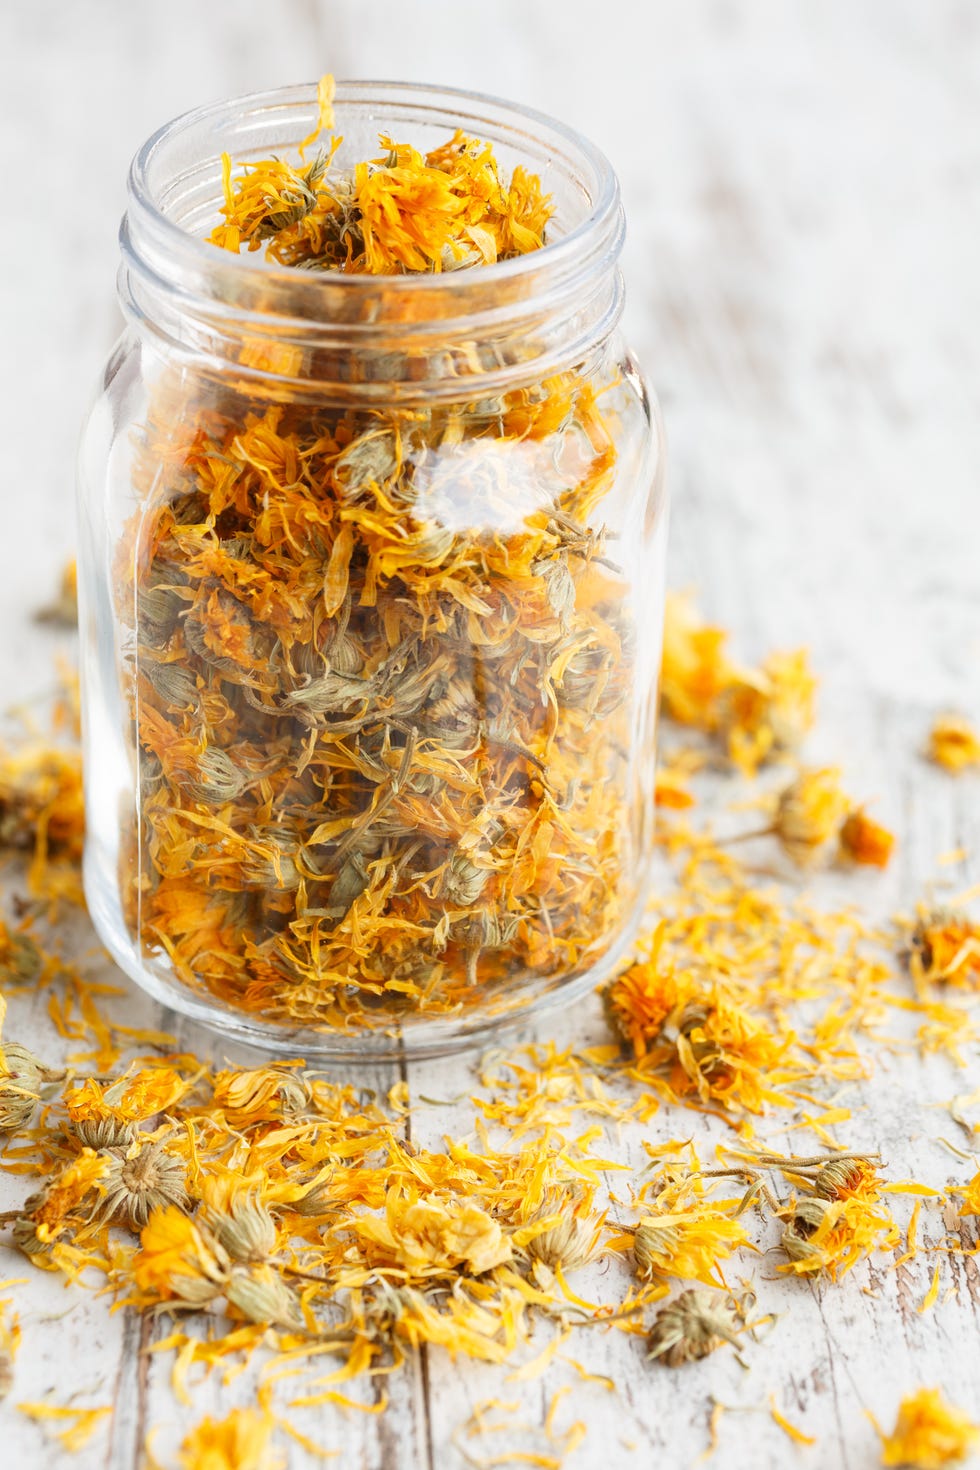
[1,0,978,713]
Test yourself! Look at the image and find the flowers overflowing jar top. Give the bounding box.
[120,78,626,401]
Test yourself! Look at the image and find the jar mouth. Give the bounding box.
[128,78,621,296]
[122,81,625,397]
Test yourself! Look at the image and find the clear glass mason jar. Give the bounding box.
[77,81,667,1059]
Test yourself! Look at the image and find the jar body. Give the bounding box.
[77,86,667,1058]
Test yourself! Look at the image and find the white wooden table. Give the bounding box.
[1,3,979,1466]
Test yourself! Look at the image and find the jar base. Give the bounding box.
[84,848,650,1063]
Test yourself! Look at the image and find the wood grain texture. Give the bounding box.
[1,2,978,1466]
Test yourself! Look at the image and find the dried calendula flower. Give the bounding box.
[276,1174,339,1219]
[206,1191,279,1263]
[772,766,850,865]
[0,923,45,984]
[0,743,84,862]
[632,1208,749,1286]
[604,944,796,1115]
[811,1155,882,1200]
[659,593,816,774]
[34,558,78,630]
[720,649,816,775]
[603,927,684,1060]
[0,1043,62,1132]
[907,908,980,990]
[646,1287,746,1367]
[928,715,980,774]
[225,1264,304,1330]
[62,1068,192,1148]
[350,1190,512,1278]
[778,1178,898,1280]
[176,1405,283,1470]
[669,994,790,1113]
[100,1136,189,1231]
[210,1065,314,1126]
[958,1171,980,1218]
[839,808,895,868]
[779,1195,836,1265]
[522,1187,601,1277]
[6,1151,108,1259]
[878,1388,980,1469]
[0,1000,64,1132]
[659,592,734,731]
[131,1204,230,1307]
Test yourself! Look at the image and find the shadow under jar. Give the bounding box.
[77,81,667,1060]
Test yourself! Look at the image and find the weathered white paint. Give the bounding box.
[1,2,978,1466]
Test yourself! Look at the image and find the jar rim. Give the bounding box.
[128,78,622,296]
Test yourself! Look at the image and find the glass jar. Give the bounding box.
[77,81,667,1059]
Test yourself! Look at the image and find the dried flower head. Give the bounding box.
[778,1178,897,1279]
[100,1136,189,1231]
[779,1196,835,1263]
[176,1405,283,1470]
[646,1287,745,1366]
[605,945,794,1115]
[211,1065,314,1127]
[225,1264,304,1330]
[773,767,849,864]
[67,1115,138,1151]
[34,558,78,630]
[670,994,789,1113]
[633,1209,749,1286]
[523,1189,600,1276]
[928,715,980,774]
[278,1174,337,1218]
[9,1151,107,1259]
[0,1040,62,1132]
[209,1194,279,1263]
[720,649,816,775]
[351,1191,512,1278]
[132,1205,229,1307]
[0,743,85,887]
[0,926,44,984]
[603,931,681,1059]
[907,909,980,989]
[812,1156,880,1201]
[659,593,733,731]
[878,1387,980,1468]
